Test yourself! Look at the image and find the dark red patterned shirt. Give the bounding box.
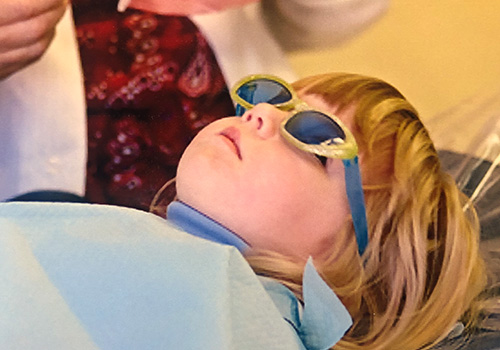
[72,1,235,211]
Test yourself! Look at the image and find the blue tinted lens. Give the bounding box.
[284,111,346,145]
[236,79,293,105]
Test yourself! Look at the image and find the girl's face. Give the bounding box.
[176,98,351,259]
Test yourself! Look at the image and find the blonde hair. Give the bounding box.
[246,73,487,349]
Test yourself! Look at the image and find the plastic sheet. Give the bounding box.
[427,89,500,348]
[426,88,500,240]
[437,120,500,240]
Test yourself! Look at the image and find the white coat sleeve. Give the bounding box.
[260,0,390,50]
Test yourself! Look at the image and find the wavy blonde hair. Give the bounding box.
[245,73,487,349]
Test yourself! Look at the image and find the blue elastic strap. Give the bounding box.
[342,157,368,255]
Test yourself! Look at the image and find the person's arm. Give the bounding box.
[0,0,68,80]
[260,0,390,50]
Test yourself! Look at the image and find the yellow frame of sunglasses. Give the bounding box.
[231,74,359,160]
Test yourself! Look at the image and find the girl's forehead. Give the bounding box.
[297,93,336,116]
[298,93,356,130]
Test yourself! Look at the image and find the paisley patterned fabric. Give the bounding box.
[72,1,235,211]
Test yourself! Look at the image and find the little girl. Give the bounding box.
[1,72,487,350]
[164,72,487,349]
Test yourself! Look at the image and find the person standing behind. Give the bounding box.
[1,0,390,211]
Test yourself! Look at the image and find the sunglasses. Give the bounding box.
[231,74,368,255]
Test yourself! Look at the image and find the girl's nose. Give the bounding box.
[241,103,288,139]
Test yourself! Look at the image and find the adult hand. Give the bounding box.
[0,0,68,80]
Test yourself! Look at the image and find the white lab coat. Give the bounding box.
[0,0,389,200]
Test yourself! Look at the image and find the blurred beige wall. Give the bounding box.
[287,0,500,122]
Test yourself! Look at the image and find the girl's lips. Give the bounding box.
[219,127,242,160]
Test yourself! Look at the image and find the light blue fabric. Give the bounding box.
[259,261,353,350]
[167,201,353,349]
[0,202,352,349]
[167,201,250,253]
[300,258,353,350]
